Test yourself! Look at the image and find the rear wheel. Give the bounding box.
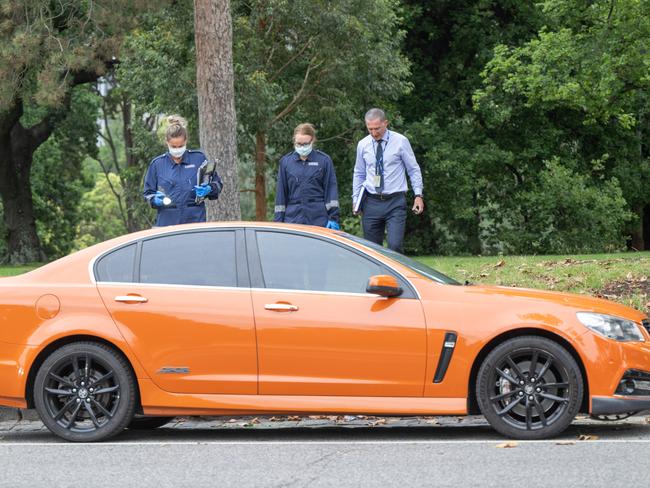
[476,336,583,439]
[34,342,136,442]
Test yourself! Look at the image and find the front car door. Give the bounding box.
[247,228,427,397]
[96,228,257,394]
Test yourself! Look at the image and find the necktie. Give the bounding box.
[375,139,384,193]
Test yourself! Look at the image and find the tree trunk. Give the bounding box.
[0,122,44,264]
[194,0,241,221]
[255,131,267,221]
[630,205,645,251]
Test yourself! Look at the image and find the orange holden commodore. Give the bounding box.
[1,222,649,442]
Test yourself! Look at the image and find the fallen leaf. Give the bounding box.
[287,415,301,421]
[555,441,575,446]
[495,260,506,268]
[578,434,599,441]
[495,441,518,448]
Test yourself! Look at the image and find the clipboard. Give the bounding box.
[353,186,365,213]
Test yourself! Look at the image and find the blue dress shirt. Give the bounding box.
[352,129,423,203]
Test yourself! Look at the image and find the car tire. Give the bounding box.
[476,336,583,440]
[34,342,136,442]
[128,416,175,430]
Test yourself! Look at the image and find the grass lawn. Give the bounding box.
[1,251,649,313]
[421,252,650,314]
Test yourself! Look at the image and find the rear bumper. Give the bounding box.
[591,396,650,415]
[0,340,36,408]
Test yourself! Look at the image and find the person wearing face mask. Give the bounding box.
[143,115,223,227]
[274,123,340,229]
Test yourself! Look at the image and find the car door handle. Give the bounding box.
[114,295,148,304]
[264,303,298,312]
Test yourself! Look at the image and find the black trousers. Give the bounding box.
[361,192,407,252]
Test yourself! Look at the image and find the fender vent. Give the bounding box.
[433,332,457,383]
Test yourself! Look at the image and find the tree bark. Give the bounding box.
[255,131,267,221]
[194,0,241,221]
[0,108,46,264]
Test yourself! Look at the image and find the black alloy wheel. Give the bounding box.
[476,336,583,440]
[34,342,136,442]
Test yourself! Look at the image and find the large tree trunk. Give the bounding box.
[255,131,267,221]
[194,0,241,221]
[0,108,48,264]
[630,205,645,251]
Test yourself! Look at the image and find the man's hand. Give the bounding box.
[194,184,211,198]
[412,196,424,215]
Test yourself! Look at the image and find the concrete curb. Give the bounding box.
[0,408,40,422]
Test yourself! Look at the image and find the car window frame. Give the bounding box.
[245,227,418,299]
[93,228,249,288]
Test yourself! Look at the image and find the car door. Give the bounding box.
[96,229,257,395]
[248,228,427,397]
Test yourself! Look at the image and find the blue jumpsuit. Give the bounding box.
[143,150,222,227]
[273,149,339,226]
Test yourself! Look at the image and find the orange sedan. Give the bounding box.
[1,222,649,442]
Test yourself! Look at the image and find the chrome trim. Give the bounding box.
[264,303,299,311]
[88,224,421,300]
[114,295,148,303]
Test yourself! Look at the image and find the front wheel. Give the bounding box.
[34,342,137,442]
[476,336,583,440]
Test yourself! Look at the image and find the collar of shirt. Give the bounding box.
[372,130,390,149]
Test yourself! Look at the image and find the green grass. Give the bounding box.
[420,252,650,313]
[2,251,649,313]
[0,264,39,276]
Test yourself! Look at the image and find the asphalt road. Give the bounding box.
[2,418,649,487]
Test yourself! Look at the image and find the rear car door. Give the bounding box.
[96,228,257,394]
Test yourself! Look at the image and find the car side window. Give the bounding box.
[140,231,237,287]
[256,231,394,294]
[95,243,136,283]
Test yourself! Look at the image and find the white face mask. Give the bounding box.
[295,144,313,157]
[168,145,186,158]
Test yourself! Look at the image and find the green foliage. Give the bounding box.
[31,86,99,258]
[494,157,632,253]
[74,172,128,249]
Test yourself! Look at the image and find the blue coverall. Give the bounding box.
[143,150,221,227]
[273,149,339,226]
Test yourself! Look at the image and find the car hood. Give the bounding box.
[463,284,646,322]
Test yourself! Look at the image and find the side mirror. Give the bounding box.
[366,274,403,298]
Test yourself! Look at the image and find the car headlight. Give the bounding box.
[577,312,645,342]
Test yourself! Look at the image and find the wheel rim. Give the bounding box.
[42,353,121,433]
[486,347,572,432]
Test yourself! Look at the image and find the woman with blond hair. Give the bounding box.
[274,123,339,229]
[143,115,222,226]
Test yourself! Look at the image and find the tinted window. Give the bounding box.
[341,233,460,285]
[140,231,237,286]
[95,244,136,282]
[256,232,386,293]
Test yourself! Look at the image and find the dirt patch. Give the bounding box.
[598,276,650,313]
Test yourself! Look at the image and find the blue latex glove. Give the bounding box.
[326,220,340,230]
[152,191,166,207]
[194,184,211,198]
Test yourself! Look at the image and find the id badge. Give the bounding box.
[373,175,381,187]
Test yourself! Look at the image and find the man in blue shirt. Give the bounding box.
[352,108,424,252]
[274,123,339,228]
[143,115,222,227]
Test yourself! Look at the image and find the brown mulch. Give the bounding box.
[598,276,650,313]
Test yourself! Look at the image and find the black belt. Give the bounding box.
[365,191,405,201]
[288,199,324,204]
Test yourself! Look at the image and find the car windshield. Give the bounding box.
[339,233,461,285]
